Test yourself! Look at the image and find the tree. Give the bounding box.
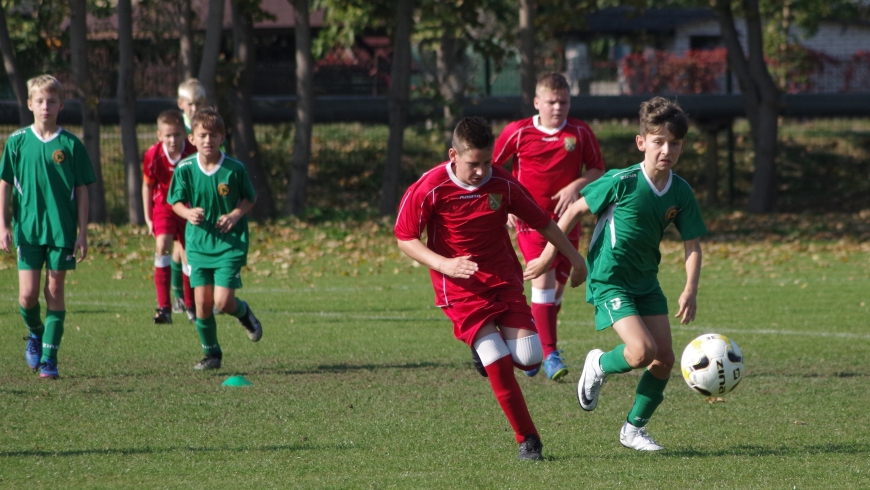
[286,0,315,216]
[228,0,275,219]
[379,0,414,216]
[199,0,226,106]
[518,0,536,116]
[179,0,196,80]
[69,0,106,223]
[117,0,143,225]
[0,2,32,126]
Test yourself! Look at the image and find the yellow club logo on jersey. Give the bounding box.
[217,183,230,196]
[665,206,679,222]
[52,150,65,164]
[488,193,503,210]
[563,137,576,152]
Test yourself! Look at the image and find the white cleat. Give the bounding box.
[619,421,665,451]
[577,349,606,411]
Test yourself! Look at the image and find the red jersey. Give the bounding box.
[142,140,196,206]
[395,162,551,307]
[493,116,604,239]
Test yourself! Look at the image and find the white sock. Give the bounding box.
[506,334,543,367]
[473,333,511,367]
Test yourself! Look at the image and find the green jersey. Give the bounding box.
[167,152,256,268]
[581,163,707,303]
[0,126,95,248]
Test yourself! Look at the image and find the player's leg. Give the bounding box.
[472,323,542,460]
[214,267,261,342]
[18,262,44,371]
[191,268,221,370]
[152,233,174,323]
[40,267,68,379]
[170,241,185,313]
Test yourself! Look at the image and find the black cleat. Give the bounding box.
[153,307,172,324]
[518,434,544,461]
[470,346,488,377]
[238,306,262,342]
[193,355,222,370]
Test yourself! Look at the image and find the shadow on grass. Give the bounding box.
[0,442,353,459]
[664,443,870,458]
[246,360,448,376]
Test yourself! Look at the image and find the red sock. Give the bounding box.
[154,266,171,308]
[484,355,538,443]
[183,274,195,311]
[532,302,558,357]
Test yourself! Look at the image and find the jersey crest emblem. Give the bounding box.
[563,137,576,152]
[488,193,503,210]
[665,206,679,222]
[217,183,230,196]
[52,149,65,164]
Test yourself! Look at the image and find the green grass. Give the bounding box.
[1,221,869,488]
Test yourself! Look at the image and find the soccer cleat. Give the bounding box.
[517,434,544,461]
[523,364,540,377]
[172,296,186,314]
[153,307,172,324]
[186,309,196,324]
[577,348,606,411]
[238,306,262,342]
[543,350,568,381]
[39,359,58,379]
[620,421,665,451]
[470,346,488,377]
[24,335,42,371]
[193,355,222,371]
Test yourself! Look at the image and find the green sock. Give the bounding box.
[626,370,670,427]
[41,309,65,363]
[20,303,45,338]
[599,344,633,375]
[196,316,221,356]
[171,260,184,299]
[230,299,248,319]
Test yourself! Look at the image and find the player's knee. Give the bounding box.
[505,334,543,368]
[625,343,657,368]
[18,293,38,309]
[473,333,511,367]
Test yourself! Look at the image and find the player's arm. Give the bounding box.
[552,167,605,217]
[216,197,256,233]
[532,220,587,287]
[142,179,155,234]
[74,185,89,262]
[397,238,478,279]
[524,197,590,281]
[675,237,702,325]
[0,180,11,253]
[173,201,204,226]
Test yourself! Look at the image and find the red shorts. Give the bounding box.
[517,231,579,285]
[152,203,187,245]
[443,286,536,346]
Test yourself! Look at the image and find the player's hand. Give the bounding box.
[439,255,478,279]
[675,290,697,324]
[0,226,11,253]
[551,185,580,217]
[523,257,549,281]
[216,213,239,233]
[74,234,88,263]
[144,218,154,236]
[506,213,517,229]
[569,261,587,288]
[186,207,205,225]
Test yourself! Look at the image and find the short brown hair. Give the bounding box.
[190,108,226,135]
[452,117,494,154]
[639,97,689,139]
[536,73,570,95]
[27,75,64,99]
[157,109,184,128]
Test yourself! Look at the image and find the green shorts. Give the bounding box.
[189,265,243,289]
[17,244,76,271]
[593,288,668,330]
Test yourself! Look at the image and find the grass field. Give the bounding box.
[1,220,869,489]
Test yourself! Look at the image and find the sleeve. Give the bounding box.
[394,179,430,241]
[0,140,14,184]
[506,181,550,229]
[72,137,96,187]
[581,174,620,216]
[492,122,519,167]
[166,166,187,206]
[674,186,708,241]
[580,125,605,172]
[142,146,156,185]
[238,165,257,202]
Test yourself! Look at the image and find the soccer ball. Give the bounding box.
[680,333,744,397]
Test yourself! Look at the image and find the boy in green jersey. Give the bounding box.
[167,108,262,370]
[0,75,96,379]
[525,97,707,451]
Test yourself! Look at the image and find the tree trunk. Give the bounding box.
[286,0,314,217]
[699,123,720,207]
[199,0,225,106]
[715,0,781,213]
[69,0,106,223]
[518,0,536,117]
[0,3,32,126]
[229,0,274,220]
[117,0,143,225]
[436,34,470,151]
[179,0,195,80]
[379,0,413,216]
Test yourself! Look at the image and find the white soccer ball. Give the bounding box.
[680,333,744,397]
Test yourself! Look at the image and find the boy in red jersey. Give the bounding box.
[395,117,587,460]
[142,110,197,323]
[493,73,605,380]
